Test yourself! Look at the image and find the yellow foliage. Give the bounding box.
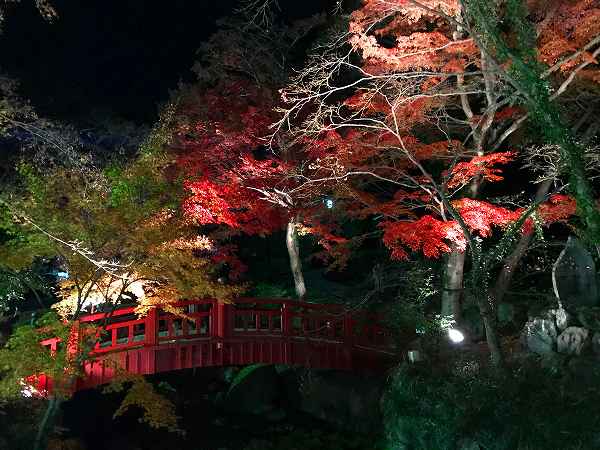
[104,374,181,433]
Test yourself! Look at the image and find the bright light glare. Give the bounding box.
[325,199,334,209]
[448,328,465,343]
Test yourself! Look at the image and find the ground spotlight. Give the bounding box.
[448,328,465,343]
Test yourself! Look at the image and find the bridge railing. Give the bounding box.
[30,298,396,394]
[67,298,394,356]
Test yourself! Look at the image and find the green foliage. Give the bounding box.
[382,262,438,337]
[0,266,51,312]
[0,268,29,307]
[382,362,600,450]
[227,364,269,395]
[0,312,70,399]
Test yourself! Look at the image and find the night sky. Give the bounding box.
[0,0,333,124]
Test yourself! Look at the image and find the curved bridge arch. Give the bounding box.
[37,298,397,393]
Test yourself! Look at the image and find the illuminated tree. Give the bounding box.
[174,8,338,300]
[273,0,597,365]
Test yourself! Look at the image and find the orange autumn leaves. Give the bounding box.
[381,194,577,260]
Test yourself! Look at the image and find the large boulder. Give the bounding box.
[553,307,572,331]
[591,332,600,357]
[557,327,590,355]
[521,317,557,355]
[552,236,599,309]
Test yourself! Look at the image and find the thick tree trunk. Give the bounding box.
[286,219,306,300]
[492,180,553,305]
[478,297,504,368]
[441,247,465,323]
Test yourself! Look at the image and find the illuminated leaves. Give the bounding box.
[176,81,288,236]
[452,198,519,237]
[537,194,577,226]
[105,375,180,433]
[348,0,475,75]
[381,216,465,260]
[534,0,600,77]
[447,152,515,189]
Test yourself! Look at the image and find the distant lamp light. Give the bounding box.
[407,350,422,363]
[325,198,334,209]
[448,328,465,343]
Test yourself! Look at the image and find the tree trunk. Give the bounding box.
[34,397,61,450]
[492,180,552,305]
[286,219,306,300]
[478,297,504,368]
[441,247,465,323]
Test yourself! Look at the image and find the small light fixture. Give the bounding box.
[448,328,465,343]
[324,198,334,209]
[407,350,422,363]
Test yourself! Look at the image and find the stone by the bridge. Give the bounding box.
[557,327,590,355]
[552,236,599,309]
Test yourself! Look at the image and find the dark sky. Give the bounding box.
[0,0,333,124]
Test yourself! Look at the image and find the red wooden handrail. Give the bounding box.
[31,298,396,394]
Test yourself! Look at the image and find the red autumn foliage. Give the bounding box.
[532,0,600,77]
[452,198,520,237]
[175,81,288,236]
[447,152,516,189]
[348,0,475,76]
[381,216,466,259]
[381,193,579,260]
[537,194,577,225]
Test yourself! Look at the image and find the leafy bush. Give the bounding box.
[0,312,71,399]
[382,362,600,450]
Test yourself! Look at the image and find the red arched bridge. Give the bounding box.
[35,298,397,394]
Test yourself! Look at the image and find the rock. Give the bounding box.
[577,307,600,332]
[592,332,600,356]
[553,307,572,331]
[521,317,557,355]
[557,327,590,355]
[552,236,599,308]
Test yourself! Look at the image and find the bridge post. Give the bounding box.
[214,301,230,365]
[282,303,291,335]
[282,303,292,365]
[214,302,230,339]
[146,308,158,346]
